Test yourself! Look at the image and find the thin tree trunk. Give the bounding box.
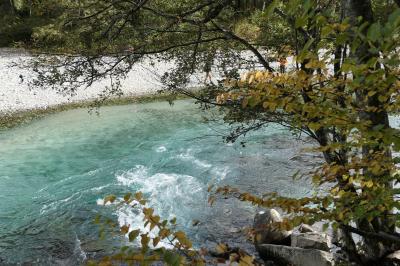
[345,0,394,261]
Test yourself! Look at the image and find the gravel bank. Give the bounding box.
[0,49,174,113]
[0,48,297,114]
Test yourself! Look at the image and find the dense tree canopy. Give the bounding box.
[6,0,400,265]
[0,0,69,46]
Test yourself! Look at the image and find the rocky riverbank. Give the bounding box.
[0,48,173,114]
[248,209,400,266]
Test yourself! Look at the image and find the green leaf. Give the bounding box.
[367,23,381,42]
[163,250,180,266]
[388,9,400,26]
[393,157,400,164]
[295,16,308,28]
[303,38,315,52]
[264,0,278,18]
[321,25,333,38]
[322,223,329,232]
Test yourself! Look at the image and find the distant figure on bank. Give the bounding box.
[203,52,214,84]
[279,57,287,73]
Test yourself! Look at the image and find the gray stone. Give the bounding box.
[291,232,331,252]
[298,224,315,233]
[258,244,335,266]
[383,250,400,266]
[254,209,292,246]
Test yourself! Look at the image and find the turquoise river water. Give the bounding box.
[0,100,315,265]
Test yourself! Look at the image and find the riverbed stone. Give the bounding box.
[383,250,400,266]
[298,224,315,233]
[291,232,331,251]
[257,244,335,266]
[253,209,292,246]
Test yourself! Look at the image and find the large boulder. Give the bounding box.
[257,244,335,266]
[291,232,331,252]
[253,209,292,246]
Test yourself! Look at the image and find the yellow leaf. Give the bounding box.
[159,228,170,239]
[239,255,254,266]
[242,98,249,108]
[141,234,150,247]
[128,229,140,242]
[143,207,154,217]
[153,237,160,247]
[104,195,116,204]
[364,180,374,188]
[152,215,160,224]
[174,231,186,242]
[215,243,228,254]
[123,193,132,202]
[150,222,156,231]
[120,225,130,234]
[248,74,255,84]
[134,191,143,200]
[255,71,263,80]
[132,254,144,261]
[99,261,112,266]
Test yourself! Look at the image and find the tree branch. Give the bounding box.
[210,21,274,72]
[342,224,400,245]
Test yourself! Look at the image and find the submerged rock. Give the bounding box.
[291,232,331,252]
[253,209,292,246]
[257,244,335,266]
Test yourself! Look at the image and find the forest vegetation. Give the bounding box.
[1,0,400,265]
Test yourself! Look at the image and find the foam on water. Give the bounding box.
[156,146,167,153]
[116,165,149,186]
[115,165,203,210]
[176,148,212,169]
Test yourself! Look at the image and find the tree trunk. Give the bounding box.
[345,0,395,262]
[0,0,15,13]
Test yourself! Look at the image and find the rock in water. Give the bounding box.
[253,209,292,246]
[291,232,331,252]
[257,244,334,266]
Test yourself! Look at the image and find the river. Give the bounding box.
[0,99,316,264]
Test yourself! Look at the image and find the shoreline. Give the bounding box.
[0,48,196,130]
[0,92,190,130]
[0,48,208,129]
